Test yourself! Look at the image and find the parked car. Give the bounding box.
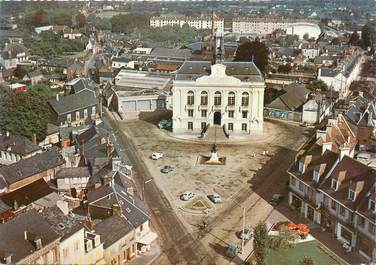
[151,152,163,160]
[180,191,195,201]
[208,192,221,203]
[239,228,254,240]
[270,194,284,206]
[158,119,172,129]
[226,244,240,258]
[161,165,174,174]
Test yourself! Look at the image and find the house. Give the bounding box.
[0,131,41,165]
[302,93,331,124]
[111,57,135,70]
[22,70,45,85]
[300,43,320,59]
[34,25,53,34]
[266,83,311,122]
[0,209,61,264]
[42,204,105,265]
[55,167,91,196]
[0,199,12,222]
[318,49,362,98]
[0,147,66,193]
[63,28,82,40]
[48,89,98,127]
[0,178,54,215]
[97,67,114,83]
[0,42,29,69]
[64,78,93,95]
[39,123,60,146]
[87,179,157,259]
[288,115,376,262]
[112,70,171,116]
[66,60,85,80]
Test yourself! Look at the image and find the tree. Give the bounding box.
[349,31,361,46]
[75,13,86,28]
[0,84,52,142]
[13,65,29,79]
[307,80,328,91]
[299,256,315,265]
[31,8,46,26]
[285,34,299,46]
[234,40,269,74]
[361,22,376,48]
[278,64,292,74]
[254,222,268,265]
[303,33,309,41]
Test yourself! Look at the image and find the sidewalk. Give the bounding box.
[127,242,161,265]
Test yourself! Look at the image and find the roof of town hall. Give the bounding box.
[175,61,263,82]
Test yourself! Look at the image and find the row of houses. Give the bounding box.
[287,94,376,262]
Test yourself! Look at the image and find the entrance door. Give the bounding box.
[213,112,221,125]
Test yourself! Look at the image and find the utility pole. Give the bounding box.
[241,206,246,254]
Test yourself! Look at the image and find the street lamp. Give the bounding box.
[233,200,246,255]
[142,179,153,201]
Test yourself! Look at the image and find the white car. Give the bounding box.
[208,192,222,204]
[180,191,195,201]
[151,152,163,160]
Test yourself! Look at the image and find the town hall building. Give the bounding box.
[172,61,265,137]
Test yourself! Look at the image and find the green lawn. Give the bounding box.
[97,11,129,18]
[266,240,344,265]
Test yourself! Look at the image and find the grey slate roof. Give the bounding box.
[55,167,91,179]
[175,61,263,82]
[150,47,191,59]
[88,182,150,229]
[0,132,40,156]
[48,89,96,115]
[268,83,310,111]
[94,215,133,248]
[41,205,84,241]
[0,147,65,185]
[0,209,60,263]
[1,43,29,60]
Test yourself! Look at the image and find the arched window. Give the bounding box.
[201,91,208,105]
[242,92,249,106]
[214,91,221,106]
[187,91,194,105]
[228,92,235,106]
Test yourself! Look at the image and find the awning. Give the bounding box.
[137,232,158,245]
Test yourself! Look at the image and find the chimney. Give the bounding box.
[339,146,351,160]
[316,130,327,139]
[34,237,42,250]
[107,143,113,156]
[112,203,122,217]
[322,142,332,155]
[56,94,59,101]
[84,214,94,231]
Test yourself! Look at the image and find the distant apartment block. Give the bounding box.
[232,17,320,39]
[150,16,224,33]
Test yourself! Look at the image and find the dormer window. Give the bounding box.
[331,179,338,191]
[313,170,320,182]
[369,199,376,212]
[348,189,356,201]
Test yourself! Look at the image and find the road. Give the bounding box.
[102,112,215,265]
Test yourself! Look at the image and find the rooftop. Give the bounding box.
[0,209,60,263]
[48,89,96,115]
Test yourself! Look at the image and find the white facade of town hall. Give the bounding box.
[172,62,265,136]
